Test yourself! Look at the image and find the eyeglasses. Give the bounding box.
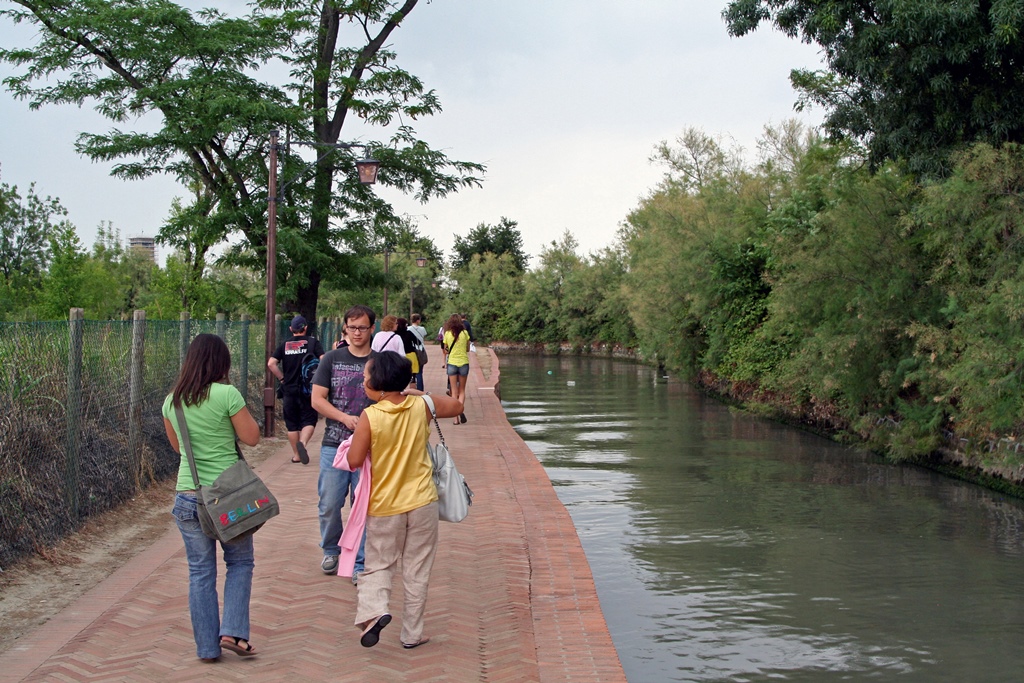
[345,325,372,332]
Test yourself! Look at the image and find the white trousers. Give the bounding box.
[354,502,439,645]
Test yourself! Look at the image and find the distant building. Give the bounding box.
[128,236,156,262]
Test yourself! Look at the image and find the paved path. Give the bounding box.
[0,345,625,682]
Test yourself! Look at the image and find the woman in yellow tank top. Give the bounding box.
[345,352,463,650]
[441,314,471,425]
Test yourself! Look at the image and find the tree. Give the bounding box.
[0,179,63,318]
[561,247,635,345]
[1,0,484,322]
[451,217,529,272]
[509,232,580,343]
[723,0,1024,176]
[908,143,1024,437]
[36,223,89,319]
[651,127,740,194]
[448,252,523,341]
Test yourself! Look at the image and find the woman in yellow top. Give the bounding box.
[345,352,463,650]
[442,314,471,425]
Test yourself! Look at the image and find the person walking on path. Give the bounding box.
[161,334,262,661]
[409,313,428,391]
[268,315,324,464]
[409,313,427,344]
[371,314,405,356]
[396,317,421,387]
[442,314,471,425]
[310,305,377,579]
[460,312,474,344]
[344,352,464,649]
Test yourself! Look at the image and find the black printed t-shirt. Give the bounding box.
[271,335,324,397]
[311,347,377,447]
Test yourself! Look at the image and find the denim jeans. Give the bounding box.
[318,444,366,572]
[414,371,424,392]
[172,493,254,659]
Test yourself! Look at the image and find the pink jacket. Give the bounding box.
[332,437,370,577]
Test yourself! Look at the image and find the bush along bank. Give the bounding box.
[452,138,1024,499]
[489,342,1024,498]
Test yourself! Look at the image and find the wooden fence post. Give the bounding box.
[65,308,84,518]
[239,314,250,400]
[179,311,190,369]
[128,310,146,490]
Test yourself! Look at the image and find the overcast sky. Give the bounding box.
[0,1,824,268]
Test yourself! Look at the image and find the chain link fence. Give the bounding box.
[0,313,271,569]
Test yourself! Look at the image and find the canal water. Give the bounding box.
[498,354,1024,683]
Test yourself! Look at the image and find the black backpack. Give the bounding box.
[300,345,320,396]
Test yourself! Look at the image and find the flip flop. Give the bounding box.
[402,637,431,649]
[220,637,257,657]
[360,613,392,648]
[459,413,467,424]
[291,458,302,464]
[297,441,309,464]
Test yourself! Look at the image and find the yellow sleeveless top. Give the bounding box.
[365,396,437,516]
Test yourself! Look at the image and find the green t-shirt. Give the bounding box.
[162,382,247,490]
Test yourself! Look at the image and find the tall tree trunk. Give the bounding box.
[292,269,322,335]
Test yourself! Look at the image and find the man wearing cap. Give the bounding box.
[269,315,325,464]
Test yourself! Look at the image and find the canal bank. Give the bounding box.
[0,345,625,683]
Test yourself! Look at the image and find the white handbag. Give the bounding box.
[422,395,473,522]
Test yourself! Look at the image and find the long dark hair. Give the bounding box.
[443,314,465,338]
[171,334,232,407]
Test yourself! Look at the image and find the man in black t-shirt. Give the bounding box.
[269,315,324,464]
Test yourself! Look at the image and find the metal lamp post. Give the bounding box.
[264,129,379,436]
[382,250,428,318]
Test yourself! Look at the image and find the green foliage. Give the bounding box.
[1,0,484,322]
[623,120,1024,462]
[561,246,635,345]
[314,224,445,326]
[448,252,523,342]
[724,0,1024,176]
[763,162,940,429]
[0,178,68,319]
[451,217,529,273]
[907,143,1024,436]
[446,230,635,347]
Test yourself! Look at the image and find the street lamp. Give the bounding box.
[264,129,379,435]
[382,248,428,317]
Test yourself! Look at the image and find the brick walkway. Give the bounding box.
[0,345,625,683]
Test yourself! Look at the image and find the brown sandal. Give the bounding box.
[220,636,258,657]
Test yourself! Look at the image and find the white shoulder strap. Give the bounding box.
[422,393,436,419]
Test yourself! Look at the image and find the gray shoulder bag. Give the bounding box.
[174,404,279,542]
[421,395,473,522]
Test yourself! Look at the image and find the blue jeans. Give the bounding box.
[414,371,424,392]
[318,444,366,572]
[172,493,254,659]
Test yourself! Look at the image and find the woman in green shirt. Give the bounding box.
[162,333,261,661]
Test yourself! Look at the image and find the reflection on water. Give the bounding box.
[500,355,1024,682]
